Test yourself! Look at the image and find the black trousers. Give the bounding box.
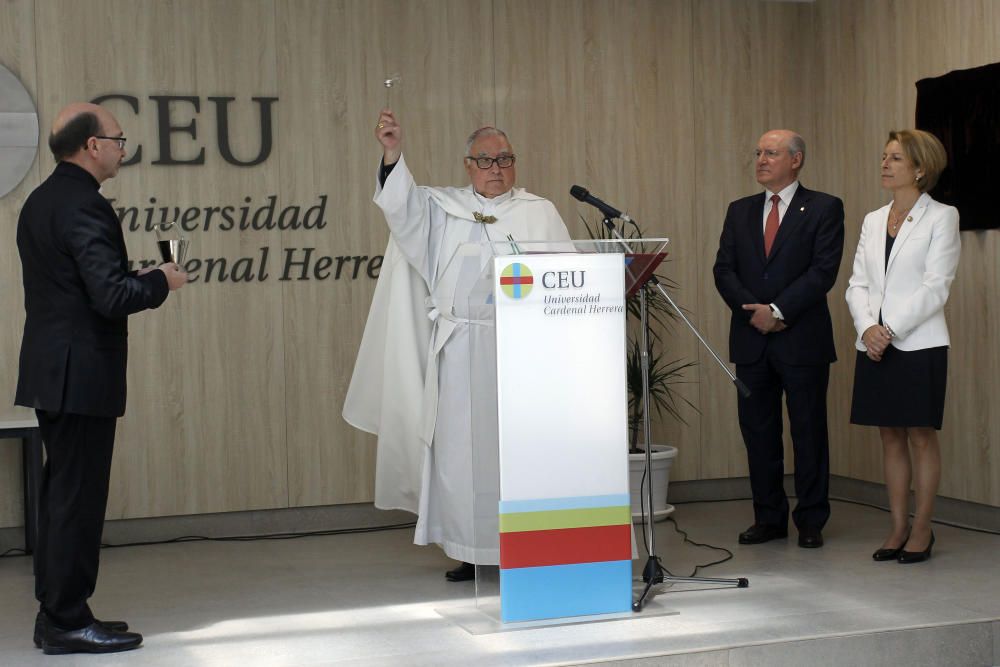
[34,410,117,630]
[736,350,830,531]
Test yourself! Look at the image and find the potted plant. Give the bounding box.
[584,217,697,521]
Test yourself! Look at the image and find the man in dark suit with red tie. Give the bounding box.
[713,130,844,549]
[16,102,188,654]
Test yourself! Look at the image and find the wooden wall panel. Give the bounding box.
[30,0,288,519]
[808,0,896,488]
[810,0,1000,505]
[494,0,701,479]
[0,0,40,528]
[692,0,817,480]
[1,0,997,527]
[0,429,21,529]
[278,0,495,507]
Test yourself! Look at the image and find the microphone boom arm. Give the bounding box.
[598,216,750,399]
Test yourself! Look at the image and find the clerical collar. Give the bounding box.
[473,188,512,213]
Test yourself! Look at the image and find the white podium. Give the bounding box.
[456,238,669,624]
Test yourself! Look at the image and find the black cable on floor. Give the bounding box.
[828,496,1000,536]
[671,497,753,505]
[0,522,416,558]
[669,496,1000,537]
[636,494,999,579]
[638,463,652,555]
[637,468,735,578]
[3,496,995,560]
[659,516,734,579]
[98,521,417,549]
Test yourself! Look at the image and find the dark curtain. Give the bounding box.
[915,62,1000,231]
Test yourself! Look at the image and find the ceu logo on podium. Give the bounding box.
[499,263,533,299]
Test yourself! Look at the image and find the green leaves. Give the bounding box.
[580,215,699,451]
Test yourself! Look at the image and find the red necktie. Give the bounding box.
[764,194,781,257]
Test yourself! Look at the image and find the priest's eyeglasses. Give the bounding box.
[94,136,127,150]
[465,154,516,169]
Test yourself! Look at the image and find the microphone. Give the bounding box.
[570,185,631,222]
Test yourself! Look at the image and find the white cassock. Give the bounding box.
[343,154,572,564]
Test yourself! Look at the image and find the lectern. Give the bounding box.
[454,238,668,624]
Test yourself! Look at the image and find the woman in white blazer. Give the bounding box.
[846,129,960,564]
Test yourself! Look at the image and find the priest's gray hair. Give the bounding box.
[788,133,806,168]
[465,127,511,156]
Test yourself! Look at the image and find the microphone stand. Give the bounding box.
[598,215,749,612]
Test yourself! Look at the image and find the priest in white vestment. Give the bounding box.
[344,110,572,580]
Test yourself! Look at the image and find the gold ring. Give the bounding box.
[377,122,385,129]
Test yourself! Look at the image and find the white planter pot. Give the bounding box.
[628,444,677,522]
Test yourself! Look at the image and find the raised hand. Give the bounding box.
[375,109,402,165]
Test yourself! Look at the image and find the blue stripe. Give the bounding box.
[500,560,632,622]
[499,494,631,514]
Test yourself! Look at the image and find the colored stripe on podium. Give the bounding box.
[500,560,632,622]
[498,496,632,621]
[499,524,630,569]
[498,493,630,514]
[499,506,630,533]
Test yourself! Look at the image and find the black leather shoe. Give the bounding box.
[797,526,824,548]
[898,532,935,564]
[872,546,903,561]
[445,561,475,582]
[42,621,142,655]
[738,523,787,544]
[873,530,909,561]
[33,611,128,649]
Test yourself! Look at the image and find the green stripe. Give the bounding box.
[499,506,630,533]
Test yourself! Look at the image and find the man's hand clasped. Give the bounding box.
[742,303,786,334]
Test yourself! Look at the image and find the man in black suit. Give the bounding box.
[713,130,844,549]
[16,102,188,654]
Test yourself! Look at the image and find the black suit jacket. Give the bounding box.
[15,162,169,417]
[713,184,845,366]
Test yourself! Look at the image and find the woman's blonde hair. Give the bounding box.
[887,129,948,193]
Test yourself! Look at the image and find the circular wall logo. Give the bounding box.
[0,64,39,199]
[500,262,534,299]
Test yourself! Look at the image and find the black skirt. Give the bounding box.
[850,346,948,430]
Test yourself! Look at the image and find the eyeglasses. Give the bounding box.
[466,154,516,169]
[753,149,785,160]
[94,136,127,150]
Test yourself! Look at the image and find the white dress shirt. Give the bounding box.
[762,181,800,233]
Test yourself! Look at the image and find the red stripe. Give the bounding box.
[500,524,631,569]
[500,276,533,285]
